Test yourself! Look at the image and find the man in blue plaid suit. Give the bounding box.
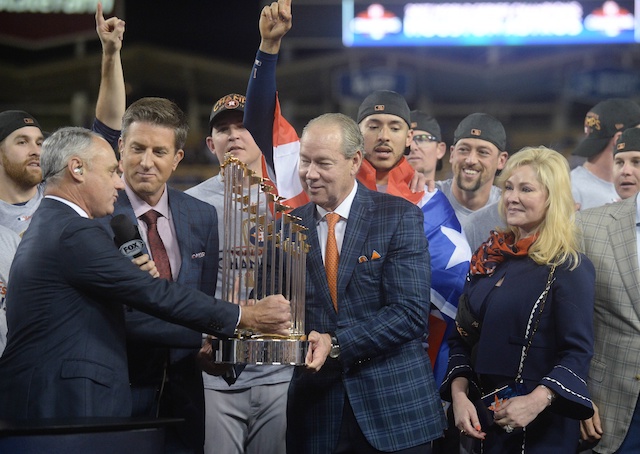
[287,112,446,454]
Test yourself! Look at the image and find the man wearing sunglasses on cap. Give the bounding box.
[405,111,446,181]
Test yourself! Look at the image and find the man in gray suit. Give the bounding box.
[577,127,640,453]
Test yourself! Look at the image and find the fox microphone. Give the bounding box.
[110,214,145,258]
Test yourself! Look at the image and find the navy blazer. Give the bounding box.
[0,198,238,420]
[440,256,595,453]
[106,188,219,348]
[105,188,219,451]
[286,184,446,453]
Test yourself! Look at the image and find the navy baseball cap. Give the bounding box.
[410,110,442,142]
[573,99,640,157]
[453,113,506,151]
[0,110,41,143]
[615,127,640,155]
[357,90,411,127]
[209,94,246,128]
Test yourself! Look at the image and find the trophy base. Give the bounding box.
[213,337,308,366]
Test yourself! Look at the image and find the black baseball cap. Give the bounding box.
[0,110,42,143]
[453,113,506,151]
[615,127,640,155]
[573,99,640,157]
[357,90,411,127]
[410,110,442,142]
[209,93,246,128]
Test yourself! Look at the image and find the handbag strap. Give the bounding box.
[515,264,557,383]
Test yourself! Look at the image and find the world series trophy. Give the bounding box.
[211,155,309,365]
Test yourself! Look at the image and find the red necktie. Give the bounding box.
[140,210,172,281]
[325,213,340,312]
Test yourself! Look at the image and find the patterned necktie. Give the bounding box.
[140,209,172,281]
[325,213,340,312]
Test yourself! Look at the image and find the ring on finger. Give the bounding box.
[504,424,514,433]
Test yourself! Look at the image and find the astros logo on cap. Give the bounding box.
[213,94,246,113]
[584,113,601,133]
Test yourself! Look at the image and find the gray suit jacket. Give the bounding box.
[577,194,640,454]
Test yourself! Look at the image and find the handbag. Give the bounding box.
[455,292,481,348]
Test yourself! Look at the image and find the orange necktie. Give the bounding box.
[325,213,340,312]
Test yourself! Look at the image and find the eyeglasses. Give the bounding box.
[413,134,438,145]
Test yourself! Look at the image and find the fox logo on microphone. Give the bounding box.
[119,239,145,258]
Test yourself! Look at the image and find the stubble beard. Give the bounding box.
[455,167,483,193]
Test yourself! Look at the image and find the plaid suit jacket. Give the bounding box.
[577,194,640,454]
[286,184,446,453]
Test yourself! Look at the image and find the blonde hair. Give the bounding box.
[497,146,580,268]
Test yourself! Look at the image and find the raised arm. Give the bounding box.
[95,2,126,131]
[259,0,292,55]
[244,0,292,172]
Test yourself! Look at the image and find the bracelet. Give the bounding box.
[540,385,556,406]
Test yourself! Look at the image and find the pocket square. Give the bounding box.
[191,251,206,259]
[358,250,382,263]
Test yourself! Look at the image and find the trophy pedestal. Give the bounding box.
[213,337,308,366]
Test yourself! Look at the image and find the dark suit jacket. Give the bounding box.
[0,198,238,420]
[286,184,446,453]
[440,255,595,452]
[104,188,219,452]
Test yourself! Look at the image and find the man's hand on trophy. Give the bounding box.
[305,331,331,372]
[238,294,291,336]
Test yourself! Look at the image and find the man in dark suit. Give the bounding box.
[0,126,290,421]
[105,97,218,453]
[286,113,445,453]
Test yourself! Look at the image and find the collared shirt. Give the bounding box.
[45,195,89,218]
[124,179,181,281]
[316,181,358,263]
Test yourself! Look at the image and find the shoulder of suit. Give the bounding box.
[577,198,634,223]
[170,186,216,212]
[367,189,422,212]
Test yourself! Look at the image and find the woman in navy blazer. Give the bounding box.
[440,147,595,453]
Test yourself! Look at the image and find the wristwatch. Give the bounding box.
[329,335,340,359]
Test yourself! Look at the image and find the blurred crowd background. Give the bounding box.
[1,0,638,188]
